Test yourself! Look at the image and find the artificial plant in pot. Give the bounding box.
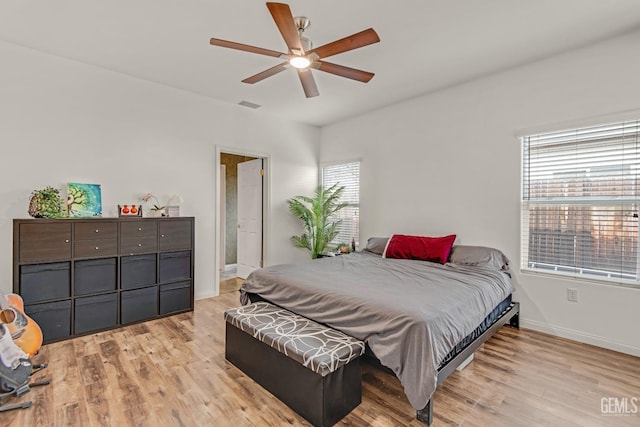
[28,186,65,218]
[288,183,348,259]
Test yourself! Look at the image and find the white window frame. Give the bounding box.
[520,120,640,287]
[321,160,361,248]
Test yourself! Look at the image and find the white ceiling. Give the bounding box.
[2,0,640,127]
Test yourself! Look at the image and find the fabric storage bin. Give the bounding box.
[25,300,72,343]
[159,251,191,283]
[74,293,118,334]
[120,254,156,290]
[20,262,70,304]
[74,258,117,295]
[159,281,191,314]
[121,286,158,324]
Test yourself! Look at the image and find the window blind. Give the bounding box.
[521,120,640,284]
[322,161,360,247]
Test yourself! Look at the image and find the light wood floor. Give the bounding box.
[219,278,244,294]
[4,292,639,426]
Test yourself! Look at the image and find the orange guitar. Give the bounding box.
[0,292,43,357]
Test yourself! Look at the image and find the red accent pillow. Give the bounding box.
[383,234,457,264]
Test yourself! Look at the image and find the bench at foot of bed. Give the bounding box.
[224,302,365,427]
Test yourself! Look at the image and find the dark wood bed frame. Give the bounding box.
[416,301,520,425]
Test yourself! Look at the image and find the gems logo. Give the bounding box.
[601,397,638,416]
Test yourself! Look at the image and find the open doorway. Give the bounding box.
[218,151,265,294]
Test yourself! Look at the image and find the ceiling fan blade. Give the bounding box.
[313,60,375,83]
[297,69,319,98]
[209,37,285,58]
[242,62,289,84]
[266,2,304,54]
[308,28,380,59]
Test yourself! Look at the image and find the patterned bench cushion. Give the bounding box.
[224,302,365,377]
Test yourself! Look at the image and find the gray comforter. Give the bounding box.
[239,251,514,410]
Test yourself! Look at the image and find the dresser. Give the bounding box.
[12,217,194,343]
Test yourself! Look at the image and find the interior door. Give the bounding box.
[237,158,263,279]
[219,164,226,277]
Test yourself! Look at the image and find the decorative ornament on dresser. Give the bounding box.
[142,193,183,217]
[67,183,102,218]
[117,204,142,217]
[27,186,66,218]
[165,194,183,217]
[142,193,166,217]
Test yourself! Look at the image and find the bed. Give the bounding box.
[239,237,519,424]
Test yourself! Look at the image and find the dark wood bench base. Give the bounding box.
[225,322,362,427]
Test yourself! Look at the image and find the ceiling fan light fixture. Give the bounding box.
[289,56,311,69]
[208,2,380,98]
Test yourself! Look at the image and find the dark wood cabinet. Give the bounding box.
[74,221,118,239]
[120,236,158,255]
[74,239,118,258]
[18,222,71,263]
[73,221,118,258]
[159,220,192,251]
[13,217,194,344]
[120,220,157,237]
[120,219,159,255]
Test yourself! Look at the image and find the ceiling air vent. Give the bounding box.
[238,100,261,109]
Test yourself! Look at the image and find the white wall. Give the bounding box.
[320,30,640,356]
[0,41,319,300]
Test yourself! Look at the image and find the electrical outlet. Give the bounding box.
[567,288,578,303]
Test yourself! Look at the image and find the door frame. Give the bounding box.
[215,145,270,296]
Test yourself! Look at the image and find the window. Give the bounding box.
[322,161,360,247]
[521,120,640,285]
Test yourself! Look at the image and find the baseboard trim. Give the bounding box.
[521,319,640,357]
[195,290,218,301]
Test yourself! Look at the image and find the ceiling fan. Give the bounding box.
[209,2,380,98]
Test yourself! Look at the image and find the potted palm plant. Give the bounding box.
[288,183,348,259]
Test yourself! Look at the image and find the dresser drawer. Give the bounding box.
[121,286,158,324]
[19,222,71,263]
[74,239,117,258]
[120,220,157,238]
[121,255,156,290]
[74,258,117,295]
[120,236,158,255]
[74,221,117,240]
[25,300,72,343]
[20,262,70,304]
[74,293,118,334]
[159,220,192,251]
[159,251,191,283]
[160,281,191,314]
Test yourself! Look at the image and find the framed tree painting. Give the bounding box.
[67,183,102,217]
